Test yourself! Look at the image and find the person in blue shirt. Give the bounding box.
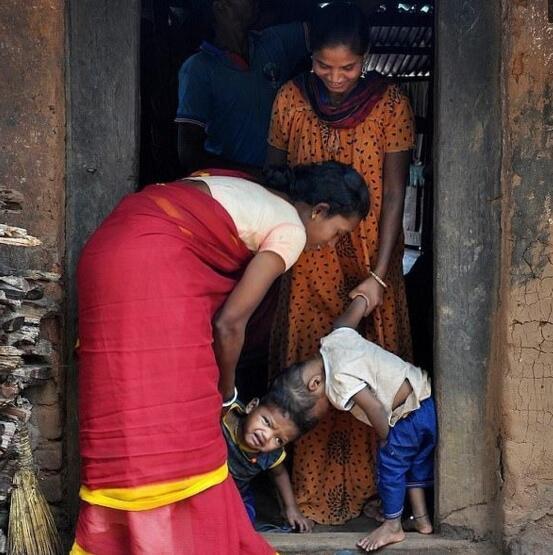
[176,0,309,174]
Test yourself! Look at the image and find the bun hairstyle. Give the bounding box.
[264,161,369,220]
[263,165,296,194]
[310,1,370,57]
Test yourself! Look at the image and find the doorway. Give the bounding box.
[137,0,435,534]
[65,0,502,544]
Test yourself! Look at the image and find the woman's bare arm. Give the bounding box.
[349,150,410,314]
[374,150,410,279]
[213,251,285,400]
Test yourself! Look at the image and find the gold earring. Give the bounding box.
[311,212,316,220]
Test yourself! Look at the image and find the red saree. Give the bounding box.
[74,181,275,554]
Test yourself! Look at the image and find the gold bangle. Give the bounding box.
[369,270,388,289]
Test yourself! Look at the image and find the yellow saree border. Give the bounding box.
[70,543,92,555]
[71,543,280,555]
[79,462,228,511]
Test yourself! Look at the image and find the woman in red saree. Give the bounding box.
[71,162,369,555]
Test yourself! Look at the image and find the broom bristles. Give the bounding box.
[8,470,62,555]
[7,426,63,555]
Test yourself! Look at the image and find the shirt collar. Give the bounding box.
[200,40,224,56]
[200,38,252,71]
[222,402,258,453]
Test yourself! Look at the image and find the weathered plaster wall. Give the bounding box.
[499,1,553,552]
[0,0,67,548]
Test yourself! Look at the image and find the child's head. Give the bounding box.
[240,363,324,453]
[241,398,299,453]
[279,355,330,422]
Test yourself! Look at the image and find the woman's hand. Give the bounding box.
[349,275,385,317]
[284,504,314,533]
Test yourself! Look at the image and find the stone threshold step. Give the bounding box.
[262,533,499,555]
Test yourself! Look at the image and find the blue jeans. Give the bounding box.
[241,485,256,523]
[377,397,437,519]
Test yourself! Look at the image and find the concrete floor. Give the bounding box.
[252,476,379,534]
[252,480,501,554]
[263,533,500,554]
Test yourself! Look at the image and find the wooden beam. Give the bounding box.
[434,0,501,539]
[65,0,141,529]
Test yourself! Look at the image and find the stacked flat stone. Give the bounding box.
[0,270,60,552]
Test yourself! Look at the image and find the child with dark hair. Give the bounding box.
[284,295,436,551]
[222,379,317,533]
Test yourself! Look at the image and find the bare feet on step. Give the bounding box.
[357,519,405,551]
[403,513,433,534]
[362,497,384,523]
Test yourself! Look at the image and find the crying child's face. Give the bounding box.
[242,404,299,453]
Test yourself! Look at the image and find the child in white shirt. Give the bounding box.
[280,296,436,551]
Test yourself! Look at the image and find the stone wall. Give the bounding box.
[0,0,67,549]
[499,1,553,552]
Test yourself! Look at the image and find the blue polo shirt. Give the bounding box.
[176,23,308,167]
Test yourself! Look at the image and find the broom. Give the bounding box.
[7,423,62,555]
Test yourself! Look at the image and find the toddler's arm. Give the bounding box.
[333,295,368,330]
[270,463,313,532]
[351,387,390,441]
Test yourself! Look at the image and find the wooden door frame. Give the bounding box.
[434,0,501,540]
[64,0,141,526]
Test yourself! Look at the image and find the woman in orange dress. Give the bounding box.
[266,3,415,525]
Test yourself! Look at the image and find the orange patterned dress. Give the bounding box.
[268,79,415,524]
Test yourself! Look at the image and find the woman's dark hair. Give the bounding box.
[260,363,318,436]
[265,161,369,220]
[310,2,370,56]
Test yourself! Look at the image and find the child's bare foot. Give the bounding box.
[362,498,384,522]
[403,513,433,534]
[357,519,405,551]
